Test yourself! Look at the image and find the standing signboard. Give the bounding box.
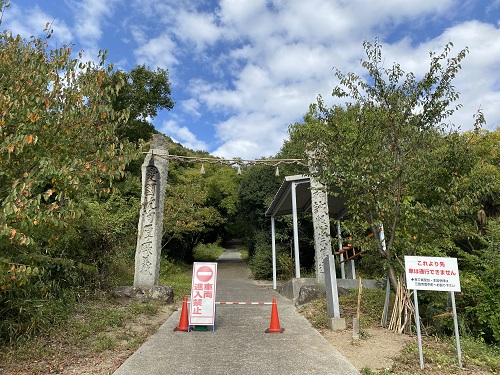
[405,256,460,292]
[404,256,462,369]
[189,262,217,330]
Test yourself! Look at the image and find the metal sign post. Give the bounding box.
[404,256,462,370]
[413,290,424,369]
[450,291,462,368]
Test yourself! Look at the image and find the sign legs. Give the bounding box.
[413,290,424,369]
[451,292,462,368]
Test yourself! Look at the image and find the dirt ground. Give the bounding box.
[44,305,177,375]
[322,327,414,372]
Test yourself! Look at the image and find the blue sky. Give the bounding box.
[3,0,500,159]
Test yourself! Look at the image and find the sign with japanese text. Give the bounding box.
[405,256,461,292]
[189,262,217,326]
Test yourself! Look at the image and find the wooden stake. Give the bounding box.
[356,277,363,319]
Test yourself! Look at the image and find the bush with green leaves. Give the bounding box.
[0,258,84,343]
[248,230,293,280]
[406,219,499,344]
[0,5,140,343]
[463,219,500,343]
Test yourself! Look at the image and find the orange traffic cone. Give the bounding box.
[174,296,190,332]
[265,298,284,333]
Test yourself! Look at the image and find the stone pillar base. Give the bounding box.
[328,317,346,331]
[112,285,174,303]
[352,317,360,339]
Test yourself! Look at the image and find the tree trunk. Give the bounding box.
[369,220,399,292]
[387,262,399,292]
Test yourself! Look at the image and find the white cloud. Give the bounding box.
[180,98,202,117]
[159,120,208,151]
[68,0,118,47]
[174,11,222,51]
[134,34,178,69]
[197,0,499,158]
[129,25,148,46]
[266,43,333,83]
[379,20,500,131]
[3,4,74,45]
[218,0,268,35]
[5,0,499,160]
[212,112,290,159]
[217,0,455,47]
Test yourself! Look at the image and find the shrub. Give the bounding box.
[415,219,500,344]
[249,230,293,280]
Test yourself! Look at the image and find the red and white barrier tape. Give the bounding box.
[216,301,272,305]
[186,299,273,305]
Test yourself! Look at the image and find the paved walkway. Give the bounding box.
[113,249,359,375]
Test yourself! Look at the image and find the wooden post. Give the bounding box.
[353,277,363,339]
[357,277,363,319]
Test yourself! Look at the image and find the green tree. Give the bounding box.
[0,10,138,339]
[107,65,174,143]
[163,161,241,262]
[237,165,282,234]
[448,128,500,343]
[0,30,137,246]
[289,40,481,290]
[456,129,500,221]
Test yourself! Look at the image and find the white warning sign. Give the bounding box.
[189,262,217,326]
[405,256,461,292]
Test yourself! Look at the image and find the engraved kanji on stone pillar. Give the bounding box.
[310,176,333,284]
[134,134,169,287]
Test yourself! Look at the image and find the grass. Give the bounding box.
[298,288,500,374]
[0,242,237,374]
[2,244,497,374]
[0,295,169,374]
[388,336,500,374]
[193,242,227,261]
[159,242,229,302]
[159,259,192,302]
[298,288,389,331]
[238,246,249,261]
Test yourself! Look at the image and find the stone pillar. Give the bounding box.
[310,176,333,285]
[324,255,346,330]
[134,134,169,287]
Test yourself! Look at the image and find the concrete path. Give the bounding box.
[113,249,359,375]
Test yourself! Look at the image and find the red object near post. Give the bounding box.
[265,298,284,333]
[174,296,190,332]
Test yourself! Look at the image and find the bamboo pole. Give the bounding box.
[356,277,363,319]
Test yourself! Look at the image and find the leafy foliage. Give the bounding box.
[286,40,499,344]
[0,10,138,341]
[107,65,174,144]
[163,161,241,262]
[0,30,137,246]
[289,39,480,290]
[248,230,293,280]
[460,219,500,343]
[236,164,282,255]
[56,192,141,287]
[0,2,497,353]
